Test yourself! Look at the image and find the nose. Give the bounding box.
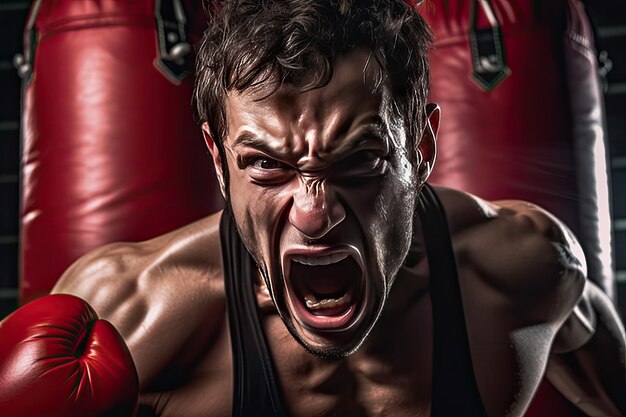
[289,178,346,240]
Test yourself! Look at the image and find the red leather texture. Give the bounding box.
[563,0,615,301]
[20,0,221,303]
[423,0,613,298]
[0,294,139,417]
[424,0,575,223]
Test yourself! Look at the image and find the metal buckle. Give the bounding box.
[469,0,511,90]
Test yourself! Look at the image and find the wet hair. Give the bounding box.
[194,0,432,190]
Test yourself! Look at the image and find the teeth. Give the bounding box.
[291,252,349,266]
[304,293,351,311]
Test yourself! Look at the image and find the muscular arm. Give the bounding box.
[481,199,626,417]
[51,215,226,390]
[547,281,626,416]
[440,189,590,417]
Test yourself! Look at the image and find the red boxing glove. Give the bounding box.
[0,294,139,417]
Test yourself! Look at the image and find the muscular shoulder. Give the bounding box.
[52,211,226,386]
[434,186,586,322]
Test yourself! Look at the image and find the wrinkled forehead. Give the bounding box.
[223,50,403,154]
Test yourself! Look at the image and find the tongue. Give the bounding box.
[291,256,360,298]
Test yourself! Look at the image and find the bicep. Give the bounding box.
[466,201,587,323]
[461,203,591,414]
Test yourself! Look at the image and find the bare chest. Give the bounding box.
[143,293,434,417]
[259,294,434,417]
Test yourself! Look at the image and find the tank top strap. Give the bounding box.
[220,207,288,417]
[418,184,488,417]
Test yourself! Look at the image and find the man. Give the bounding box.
[49,0,625,416]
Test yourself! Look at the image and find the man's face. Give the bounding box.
[207,50,433,358]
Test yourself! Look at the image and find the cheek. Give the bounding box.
[369,162,417,278]
[227,164,293,259]
[337,157,417,241]
[338,178,383,222]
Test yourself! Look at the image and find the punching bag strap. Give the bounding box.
[15,0,42,85]
[469,0,511,90]
[155,0,193,83]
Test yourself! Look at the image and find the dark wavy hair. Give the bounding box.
[194,0,432,186]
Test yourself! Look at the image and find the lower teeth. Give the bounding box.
[305,294,350,311]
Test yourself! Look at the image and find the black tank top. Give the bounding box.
[220,184,488,417]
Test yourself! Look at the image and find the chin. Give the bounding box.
[280,309,384,360]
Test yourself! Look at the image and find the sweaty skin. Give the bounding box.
[53,51,625,417]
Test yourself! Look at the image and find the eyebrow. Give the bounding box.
[231,132,297,163]
[231,122,387,161]
[232,132,278,154]
[333,123,387,155]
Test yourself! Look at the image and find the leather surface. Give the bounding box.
[422,0,613,299]
[0,294,139,417]
[424,0,575,224]
[20,0,222,303]
[563,0,615,301]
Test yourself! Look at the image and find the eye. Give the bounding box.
[245,156,294,185]
[251,157,285,170]
[330,150,388,187]
[342,150,386,174]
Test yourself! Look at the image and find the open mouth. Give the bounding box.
[285,249,364,331]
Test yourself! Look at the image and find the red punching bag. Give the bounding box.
[423,0,614,298]
[19,0,222,303]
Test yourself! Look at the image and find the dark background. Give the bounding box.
[0,1,624,318]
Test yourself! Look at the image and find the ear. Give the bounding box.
[202,122,227,198]
[417,103,440,183]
